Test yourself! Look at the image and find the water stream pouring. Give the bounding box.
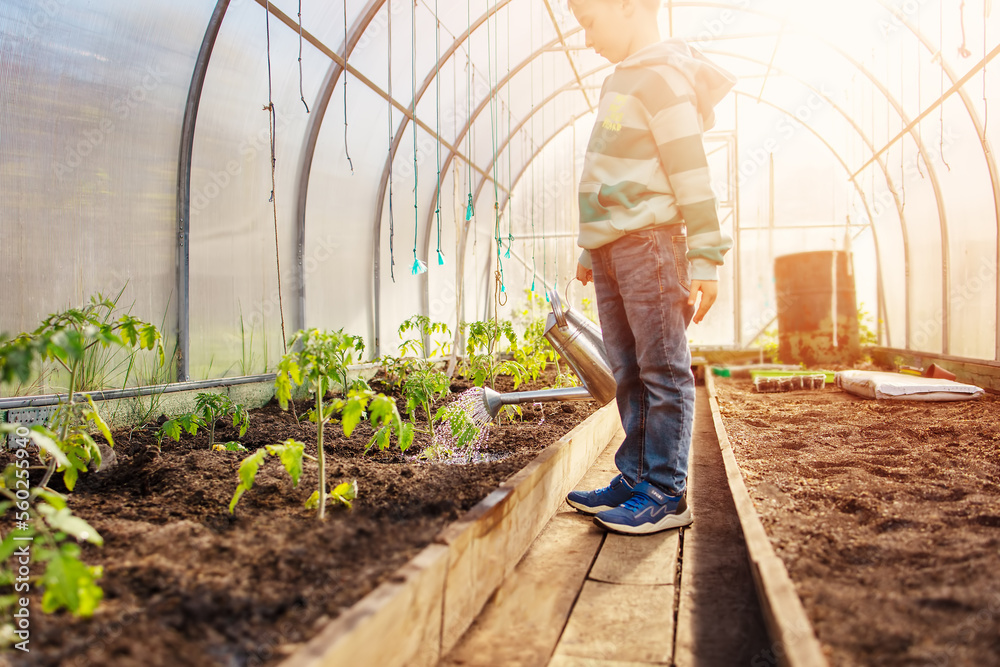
[480,288,617,419]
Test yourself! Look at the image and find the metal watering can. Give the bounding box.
[480,288,617,418]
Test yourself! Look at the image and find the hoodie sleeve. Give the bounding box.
[649,85,732,281]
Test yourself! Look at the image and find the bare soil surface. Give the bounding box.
[715,376,1000,666]
[1,371,597,667]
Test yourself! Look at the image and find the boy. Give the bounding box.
[565,0,735,534]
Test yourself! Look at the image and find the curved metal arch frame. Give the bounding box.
[452,12,946,346]
[368,0,524,354]
[724,91,885,350]
[875,0,1000,359]
[249,0,509,331]
[475,118,583,321]
[247,0,985,357]
[424,62,606,330]
[474,51,907,344]
[294,0,384,331]
[673,0,988,354]
[703,49,904,348]
[486,87,884,345]
[176,0,231,382]
[476,4,956,352]
[663,1,952,352]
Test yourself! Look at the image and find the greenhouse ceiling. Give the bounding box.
[2,0,1000,383]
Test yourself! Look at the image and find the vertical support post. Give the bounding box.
[733,96,742,347]
[176,0,231,381]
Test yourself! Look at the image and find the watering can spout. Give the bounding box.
[480,385,593,419]
[476,289,617,420]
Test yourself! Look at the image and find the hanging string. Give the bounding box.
[486,0,506,305]
[297,1,310,112]
[542,52,549,303]
[434,0,445,267]
[264,1,287,352]
[916,3,925,178]
[985,0,991,135]
[939,1,951,170]
[465,2,475,223]
[899,31,906,207]
[343,0,355,174]
[388,2,396,282]
[411,0,427,276]
[504,6,514,260]
[870,51,875,203]
[959,0,973,57]
[529,11,536,293]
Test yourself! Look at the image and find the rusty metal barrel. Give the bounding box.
[774,250,861,365]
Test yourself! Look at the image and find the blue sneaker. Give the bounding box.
[566,474,634,515]
[593,481,692,535]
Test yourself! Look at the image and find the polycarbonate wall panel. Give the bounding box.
[188,0,326,378]
[8,0,1000,397]
[304,79,386,350]
[936,104,997,360]
[0,0,210,393]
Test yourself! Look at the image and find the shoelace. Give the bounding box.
[620,492,653,512]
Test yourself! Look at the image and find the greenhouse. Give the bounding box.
[1,0,999,664]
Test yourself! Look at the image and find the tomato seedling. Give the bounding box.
[158,393,249,449]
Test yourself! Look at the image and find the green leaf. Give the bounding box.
[330,479,358,509]
[274,372,292,410]
[237,448,268,491]
[38,506,103,546]
[265,439,304,487]
[399,422,415,452]
[117,318,140,347]
[39,545,103,617]
[228,484,247,514]
[0,336,35,384]
[375,425,390,450]
[23,425,69,470]
[84,396,114,449]
[341,397,365,437]
[160,419,182,442]
[303,490,321,510]
[180,413,204,436]
[0,530,29,563]
[93,324,123,348]
[63,464,79,491]
[139,323,160,351]
[369,394,399,425]
[36,489,68,510]
[44,335,70,365]
[234,406,249,437]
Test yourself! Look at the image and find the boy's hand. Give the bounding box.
[688,280,718,324]
[576,262,594,286]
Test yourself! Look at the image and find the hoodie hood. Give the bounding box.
[618,38,736,130]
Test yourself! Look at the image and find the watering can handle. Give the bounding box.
[548,287,568,329]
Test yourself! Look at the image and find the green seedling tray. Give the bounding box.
[748,369,836,383]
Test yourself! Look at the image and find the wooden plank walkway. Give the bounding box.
[440,386,769,666]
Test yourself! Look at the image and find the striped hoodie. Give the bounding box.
[578,39,736,281]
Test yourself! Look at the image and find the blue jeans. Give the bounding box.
[591,225,695,496]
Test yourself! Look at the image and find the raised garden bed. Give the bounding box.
[3,370,605,666]
[712,374,1000,666]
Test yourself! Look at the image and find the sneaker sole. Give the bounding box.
[593,507,694,535]
[566,498,618,515]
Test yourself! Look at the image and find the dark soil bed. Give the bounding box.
[2,371,598,667]
[714,376,1000,666]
